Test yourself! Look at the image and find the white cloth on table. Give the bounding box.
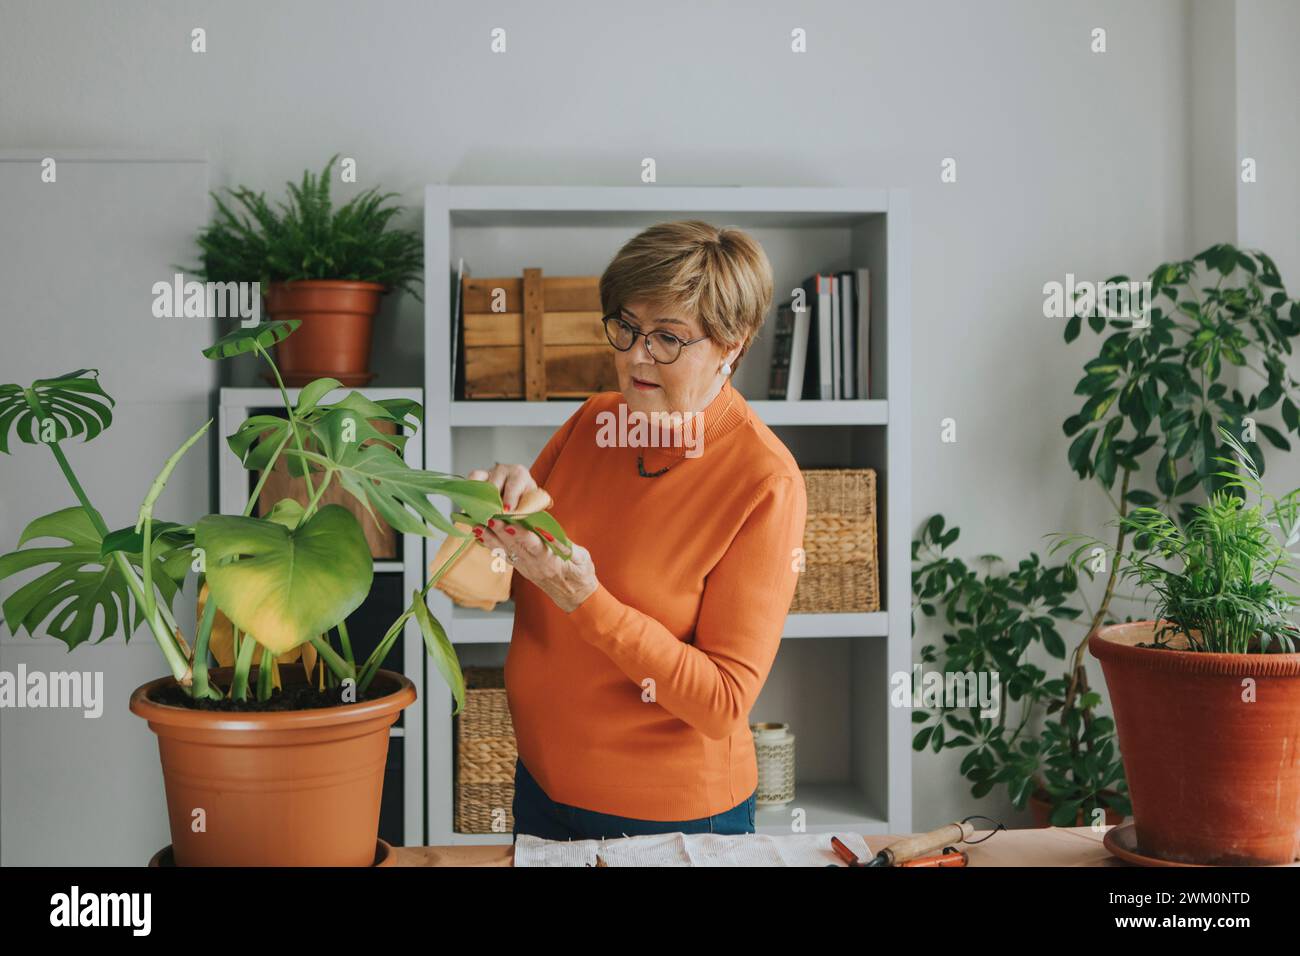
[512,831,873,867]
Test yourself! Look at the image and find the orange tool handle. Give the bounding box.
[899,850,969,868]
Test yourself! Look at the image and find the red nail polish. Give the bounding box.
[506,527,516,535]
[503,503,511,512]
[488,519,495,527]
[539,529,555,542]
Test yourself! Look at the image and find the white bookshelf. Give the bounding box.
[424,185,912,843]
[217,386,427,848]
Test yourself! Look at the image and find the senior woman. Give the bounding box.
[467,220,807,841]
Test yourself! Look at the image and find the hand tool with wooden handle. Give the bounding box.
[861,821,977,867]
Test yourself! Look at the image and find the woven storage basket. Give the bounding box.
[790,469,880,613]
[453,666,519,834]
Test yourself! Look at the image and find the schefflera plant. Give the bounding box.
[0,320,573,713]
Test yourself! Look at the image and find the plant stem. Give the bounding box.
[230,628,258,701]
[242,431,292,517]
[257,645,274,701]
[256,342,317,500]
[308,633,355,684]
[336,618,354,666]
[42,434,190,680]
[357,535,472,693]
[1060,467,1132,794]
[357,612,410,694]
[191,594,219,700]
[301,469,334,518]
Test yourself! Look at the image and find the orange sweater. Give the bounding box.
[504,378,807,820]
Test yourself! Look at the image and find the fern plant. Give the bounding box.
[188,155,424,299]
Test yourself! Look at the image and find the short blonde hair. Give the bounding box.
[599,220,774,372]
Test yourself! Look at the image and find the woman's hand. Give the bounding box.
[465,461,598,612]
[466,462,536,512]
[475,519,599,613]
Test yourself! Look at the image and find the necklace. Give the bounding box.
[637,454,671,478]
[634,382,734,478]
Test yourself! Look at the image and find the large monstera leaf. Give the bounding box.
[196,504,372,655]
[0,507,187,649]
[0,370,114,453]
[288,407,502,537]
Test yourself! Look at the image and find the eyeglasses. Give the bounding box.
[602,314,708,364]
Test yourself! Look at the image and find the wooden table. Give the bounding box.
[394,825,1129,867]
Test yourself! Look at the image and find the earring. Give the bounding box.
[721,362,732,376]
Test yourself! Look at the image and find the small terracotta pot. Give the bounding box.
[264,280,386,385]
[130,665,415,867]
[1089,621,1300,865]
[1027,789,1125,828]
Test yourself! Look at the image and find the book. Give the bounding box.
[788,296,811,401]
[829,273,841,399]
[767,301,796,399]
[838,272,855,399]
[800,273,835,399]
[451,257,469,400]
[855,267,870,398]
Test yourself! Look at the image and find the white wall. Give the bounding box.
[1,0,1294,848]
[1236,0,1300,500]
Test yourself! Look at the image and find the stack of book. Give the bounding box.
[768,269,870,400]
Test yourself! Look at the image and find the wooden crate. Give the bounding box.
[461,269,619,399]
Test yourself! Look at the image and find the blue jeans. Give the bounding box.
[510,757,757,841]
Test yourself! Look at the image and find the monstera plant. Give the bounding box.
[0,320,572,866]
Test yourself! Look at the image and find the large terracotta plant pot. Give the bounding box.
[130,665,415,867]
[264,279,386,386]
[1089,621,1300,865]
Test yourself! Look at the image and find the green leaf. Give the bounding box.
[100,521,189,557]
[289,408,500,536]
[196,505,373,654]
[202,320,300,360]
[1258,423,1291,451]
[294,377,344,416]
[1067,429,1097,476]
[0,370,115,453]
[227,414,299,473]
[0,507,182,649]
[412,590,465,716]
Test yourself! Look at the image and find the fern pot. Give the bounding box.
[129,665,414,867]
[264,280,386,386]
[1089,621,1300,865]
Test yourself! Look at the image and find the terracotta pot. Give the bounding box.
[1089,621,1300,865]
[130,665,415,867]
[1027,789,1125,828]
[264,280,386,385]
[148,838,396,867]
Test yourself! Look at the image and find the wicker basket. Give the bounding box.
[790,469,880,613]
[453,666,519,834]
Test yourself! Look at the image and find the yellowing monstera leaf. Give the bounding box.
[195,505,372,655]
[196,582,317,683]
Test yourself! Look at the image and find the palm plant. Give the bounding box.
[0,321,572,711]
[1061,428,1300,655]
